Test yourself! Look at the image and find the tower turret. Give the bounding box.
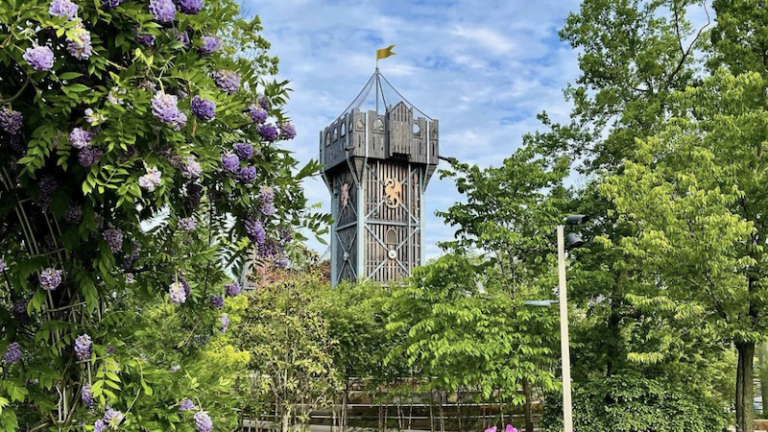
[320,70,439,286]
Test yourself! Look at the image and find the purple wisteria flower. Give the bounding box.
[210,295,224,309]
[65,205,83,223]
[0,106,22,135]
[249,105,267,124]
[84,108,99,124]
[23,46,55,71]
[2,342,21,364]
[191,96,216,121]
[258,95,269,110]
[81,384,94,408]
[70,128,94,149]
[135,30,156,47]
[49,0,79,20]
[75,334,92,361]
[180,275,191,296]
[94,420,106,432]
[195,411,213,432]
[234,143,253,160]
[103,228,123,253]
[279,122,296,140]
[181,156,202,180]
[169,282,186,304]
[12,300,30,324]
[221,153,239,172]
[35,175,57,210]
[224,281,240,297]
[149,0,175,23]
[107,88,125,105]
[213,70,239,94]
[239,166,257,183]
[179,399,195,411]
[103,409,123,428]
[259,187,276,216]
[244,218,265,244]
[40,268,63,291]
[258,124,279,142]
[78,147,103,167]
[121,243,140,272]
[176,30,190,48]
[260,202,276,216]
[218,314,229,334]
[101,0,126,9]
[0,258,4,272]
[139,167,162,191]
[186,183,203,209]
[280,229,292,244]
[67,26,92,60]
[178,0,202,14]
[179,217,196,231]
[198,35,221,56]
[152,93,187,130]
[259,186,274,204]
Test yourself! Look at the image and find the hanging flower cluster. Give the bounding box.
[74,334,92,361]
[0,0,325,429]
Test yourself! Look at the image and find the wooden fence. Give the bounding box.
[241,377,544,432]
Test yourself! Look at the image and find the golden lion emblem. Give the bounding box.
[384,178,402,209]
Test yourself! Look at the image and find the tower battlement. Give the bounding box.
[320,104,439,173]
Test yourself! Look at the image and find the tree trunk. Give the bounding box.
[429,390,435,432]
[342,376,349,432]
[759,343,768,416]
[736,341,756,432]
[457,390,462,432]
[439,391,445,432]
[282,411,291,432]
[522,378,534,432]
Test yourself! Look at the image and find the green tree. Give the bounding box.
[436,145,570,291]
[601,70,768,431]
[436,144,569,432]
[238,275,340,432]
[516,0,736,429]
[385,253,559,432]
[319,281,396,431]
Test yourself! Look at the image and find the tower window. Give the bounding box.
[386,228,398,245]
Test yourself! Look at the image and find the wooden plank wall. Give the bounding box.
[333,170,358,285]
[364,161,421,284]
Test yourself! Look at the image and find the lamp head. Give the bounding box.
[566,232,585,249]
[564,214,590,226]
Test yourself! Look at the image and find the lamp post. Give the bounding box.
[525,214,589,432]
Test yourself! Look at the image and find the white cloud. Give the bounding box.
[242,0,582,259]
[451,26,515,55]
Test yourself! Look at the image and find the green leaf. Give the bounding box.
[59,72,82,80]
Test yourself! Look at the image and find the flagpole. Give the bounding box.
[375,62,380,114]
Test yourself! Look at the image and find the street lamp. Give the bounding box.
[525,214,589,432]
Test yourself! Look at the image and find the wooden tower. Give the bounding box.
[320,69,439,286]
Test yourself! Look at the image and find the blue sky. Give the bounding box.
[242,0,584,260]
